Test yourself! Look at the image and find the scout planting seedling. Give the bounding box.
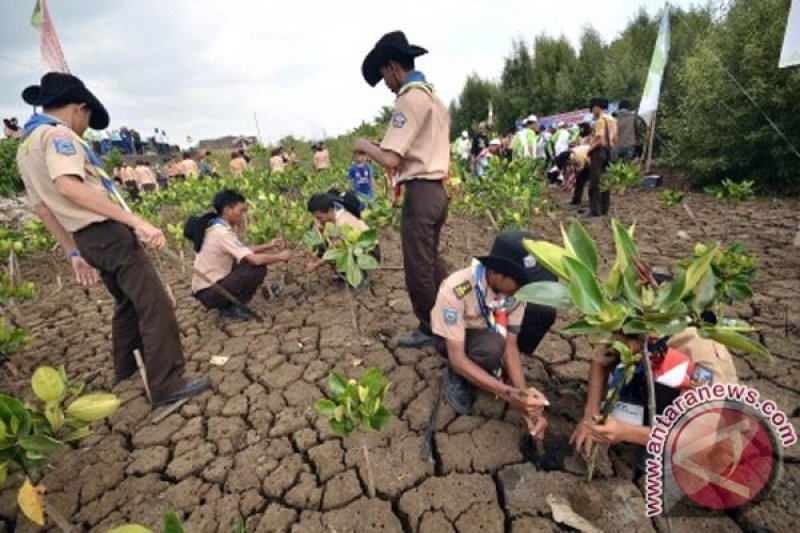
[315,368,391,498]
[516,219,769,479]
[304,224,379,332]
[1,366,120,526]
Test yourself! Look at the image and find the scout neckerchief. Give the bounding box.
[21,114,130,211]
[473,260,516,338]
[388,71,441,205]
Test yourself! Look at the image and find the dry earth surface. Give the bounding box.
[1,185,799,532]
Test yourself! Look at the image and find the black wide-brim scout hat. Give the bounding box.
[362,31,428,87]
[477,230,556,287]
[22,72,110,130]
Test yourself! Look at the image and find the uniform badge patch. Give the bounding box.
[443,308,459,325]
[53,137,77,156]
[392,112,407,129]
[453,280,472,299]
[690,364,714,388]
[523,254,537,269]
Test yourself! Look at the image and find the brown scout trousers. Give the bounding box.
[401,179,449,335]
[194,262,267,310]
[74,221,186,400]
[588,149,611,216]
[436,328,506,372]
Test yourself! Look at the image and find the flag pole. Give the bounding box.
[645,114,657,173]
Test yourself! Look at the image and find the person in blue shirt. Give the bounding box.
[347,149,375,206]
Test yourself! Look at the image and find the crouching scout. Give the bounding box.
[571,325,738,456]
[431,231,555,438]
[186,189,291,320]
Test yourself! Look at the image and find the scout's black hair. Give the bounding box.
[307,192,335,213]
[183,190,246,253]
[213,189,246,215]
[391,56,415,71]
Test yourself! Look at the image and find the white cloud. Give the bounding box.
[0,0,693,146]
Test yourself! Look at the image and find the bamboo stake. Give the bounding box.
[485,209,500,232]
[645,115,657,174]
[345,284,359,334]
[133,349,152,403]
[362,439,376,498]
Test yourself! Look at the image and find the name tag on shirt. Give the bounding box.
[610,401,645,426]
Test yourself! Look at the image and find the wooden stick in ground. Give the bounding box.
[362,439,376,498]
[152,397,189,423]
[158,246,264,322]
[133,349,152,403]
[645,115,657,174]
[345,284,359,334]
[485,209,500,232]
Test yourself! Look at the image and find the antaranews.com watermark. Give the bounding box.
[645,383,797,517]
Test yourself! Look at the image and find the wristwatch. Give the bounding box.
[68,249,81,258]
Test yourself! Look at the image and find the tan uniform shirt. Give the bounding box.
[134,165,156,187]
[16,121,107,233]
[121,166,137,184]
[314,149,331,171]
[593,114,618,149]
[591,327,738,386]
[380,85,450,184]
[229,157,248,176]
[315,208,370,234]
[180,159,199,177]
[431,266,524,342]
[270,155,286,174]
[571,145,591,169]
[192,222,254,293]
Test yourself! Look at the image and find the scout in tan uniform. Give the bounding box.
[586,97,617,217]
[431,232,550,438]
[572,325,738,454]
[188,189,291,320]
[270,148,286,174]
[179,152,200,178]
[229,151,248,177]
[134,160,157,192]
[4,117,22,140]
[305,192,377,275]
[357,31,450,347]
[313,143,331,171]
[16,72,210,406]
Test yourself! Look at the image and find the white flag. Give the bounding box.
[638,9,671,127]
[31,0,70,73]
[780,0,800,68]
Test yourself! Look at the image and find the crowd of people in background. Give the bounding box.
[451,98,644,217]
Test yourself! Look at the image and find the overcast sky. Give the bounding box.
[0,0,697,146]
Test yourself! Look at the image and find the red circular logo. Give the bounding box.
[669,404,778,510]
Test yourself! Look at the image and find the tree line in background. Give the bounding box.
[449,0,800,194]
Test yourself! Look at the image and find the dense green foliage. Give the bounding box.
[449,0,799,193]
[0,139,23,198]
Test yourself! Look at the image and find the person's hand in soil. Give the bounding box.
[585,416,649,447]
[253,237,285,253]
[570,417,598,457]
[506,386,549,418]
[523,414,548,440]
[306,258,326,273]
[134,221,166,249]
[70,256,100,286]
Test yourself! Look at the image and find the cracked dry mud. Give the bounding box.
[1,186,799,532]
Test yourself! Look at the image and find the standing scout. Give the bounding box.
[356,31,450,347]
[586,97,617,217]
[16,72,210,406]
[431,231,552,438]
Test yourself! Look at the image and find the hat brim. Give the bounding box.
[21,82,109,130]
[362,44,428,87]
[476,256,530,287]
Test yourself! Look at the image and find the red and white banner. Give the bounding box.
[31,0,70,73]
